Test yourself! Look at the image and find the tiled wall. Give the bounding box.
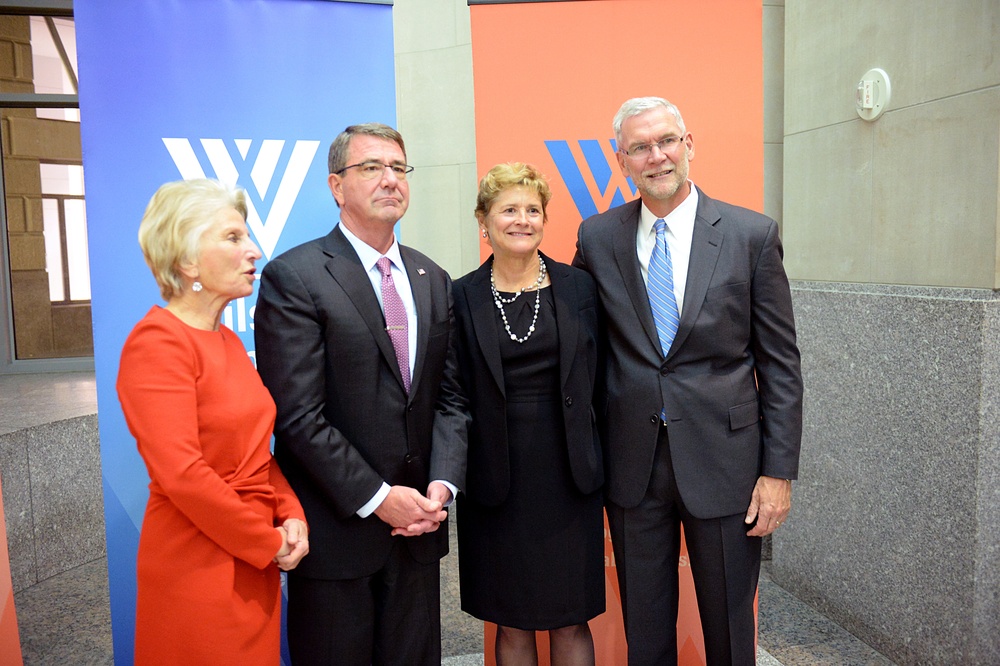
[0,416,105,593]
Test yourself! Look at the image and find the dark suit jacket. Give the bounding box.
[448,254,603,507]
[254,225,468,580]
[573,187,802,518]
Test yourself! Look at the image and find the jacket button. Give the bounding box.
[404,454,413,463]
[650,414,659,424]
[660,364,671,376]
[565,396,573,407]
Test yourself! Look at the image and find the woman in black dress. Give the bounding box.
[452,163,604,665]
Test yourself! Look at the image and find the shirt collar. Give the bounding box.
[639,181,699,236]
[339,222,404,272]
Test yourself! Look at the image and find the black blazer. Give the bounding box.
[574,187,803,517]
[449,253,603,507]
[254,225,468,579]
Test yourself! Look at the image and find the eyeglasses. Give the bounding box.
[621,135,685,159]
[335,161,415,180]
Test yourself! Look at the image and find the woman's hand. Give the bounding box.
[274,518,309,571]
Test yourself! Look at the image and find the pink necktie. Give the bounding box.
[376,257,410,393]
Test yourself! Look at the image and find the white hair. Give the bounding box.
[612,97,686,146]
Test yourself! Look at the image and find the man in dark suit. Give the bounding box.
[254,123,467,666]
[573,97,803,665]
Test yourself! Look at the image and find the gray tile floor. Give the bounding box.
[3,373,898,664]
[0,371,97,437]
[11,552,897,665]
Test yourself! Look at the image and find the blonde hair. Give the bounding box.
[475,162,552,224]
[138,179,248,301]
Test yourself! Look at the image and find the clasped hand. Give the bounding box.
[273,518,309,571]
[375,482,452,537]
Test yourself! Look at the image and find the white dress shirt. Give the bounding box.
[339,222,417,373]
[339,223,456,516]
[636,183,699,317]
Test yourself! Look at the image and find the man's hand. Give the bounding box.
[744,475,791,537]
[390,481,454,537]
[275,518,309,571]
[426,480,453,507]
[374,485,447,537]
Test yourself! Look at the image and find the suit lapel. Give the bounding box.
[402,245,431,398]
[467,259,505,397]
[546,253,578,391]
[612,201,661,354]
[668,187,723,359]
[321,227,408,394]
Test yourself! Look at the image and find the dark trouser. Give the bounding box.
[606,426,761,666]
[286,540,441,666]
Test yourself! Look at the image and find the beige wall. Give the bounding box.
[393,0,480,279]
[781,0,1000,288]
[764,0,785,229]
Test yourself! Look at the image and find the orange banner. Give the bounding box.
[471,0,763,264]
[470,1,763,663]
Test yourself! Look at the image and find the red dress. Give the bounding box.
[117,306,305,665]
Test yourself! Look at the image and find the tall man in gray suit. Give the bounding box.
[254,123,467,666]
[573,97,803,665]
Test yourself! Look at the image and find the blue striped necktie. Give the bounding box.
[647,218,680,357]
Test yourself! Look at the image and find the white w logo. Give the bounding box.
[162,138,321,259]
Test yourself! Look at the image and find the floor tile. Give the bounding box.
[13,558,112,666]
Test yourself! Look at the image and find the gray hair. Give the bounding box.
[612,97,686,147]
[327,122,406,174]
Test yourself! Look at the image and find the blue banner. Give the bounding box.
[76,1,396,662]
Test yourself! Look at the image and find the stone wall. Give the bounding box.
[773,283,1000,664]
[0,415,105,593]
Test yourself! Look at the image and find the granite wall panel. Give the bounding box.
[774,283,1000,664]
[0,415,104,593]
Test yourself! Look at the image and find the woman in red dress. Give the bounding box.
[117,178,308,664]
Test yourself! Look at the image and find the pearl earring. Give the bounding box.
[192,281,203,292]
[481,230,488,239]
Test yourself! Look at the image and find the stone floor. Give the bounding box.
[11,550,897,665]
[3,372,899,664]
[0,372,97,437]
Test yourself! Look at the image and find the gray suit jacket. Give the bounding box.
[573,187,802,517]
[254,225,467,579]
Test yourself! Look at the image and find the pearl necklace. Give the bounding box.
[490,255,547,343]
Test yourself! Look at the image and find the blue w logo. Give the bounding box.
[163,138,320,260]
[545,139,637,218]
